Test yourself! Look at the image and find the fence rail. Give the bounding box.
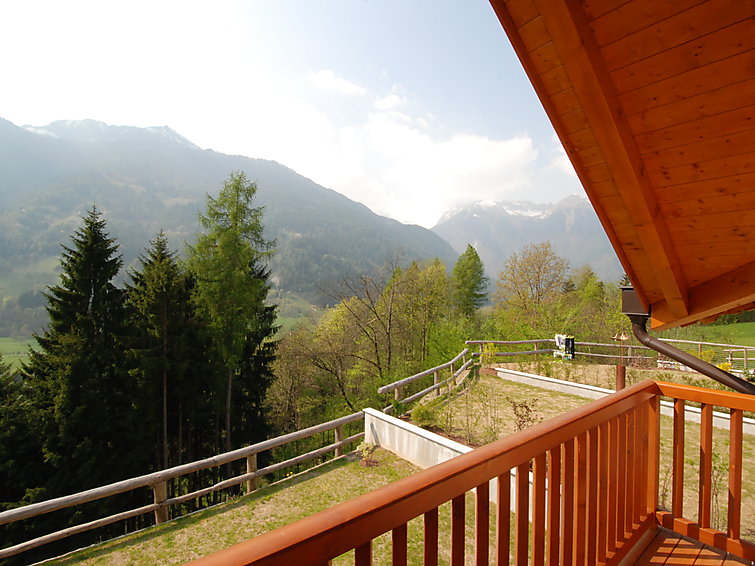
[466,338,755,374]
[377,349,469,394]
[0,412,364,561]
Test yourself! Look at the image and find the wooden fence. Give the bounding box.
[377,349,475,411]
[466,338,755,373]
[0,412,364,561]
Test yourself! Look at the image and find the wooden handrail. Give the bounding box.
[188,380,659,565]
[377,349,468,393]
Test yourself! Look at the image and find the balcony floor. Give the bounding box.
[638,529,752,565]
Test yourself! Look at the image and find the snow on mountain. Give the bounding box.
[432,195,622,282]
[23,119,199,149]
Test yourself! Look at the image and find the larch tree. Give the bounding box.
[188,172,276,452]
[451,244,488,317]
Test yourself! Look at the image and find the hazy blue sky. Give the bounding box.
[1,0,583,227]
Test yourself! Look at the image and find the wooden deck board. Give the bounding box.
[637,530,753,565]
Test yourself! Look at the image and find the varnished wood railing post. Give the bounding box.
[497,472,511,566]
[476,482,490,566]
[560,440,575,565]
[646,395,660,516]
[334,426,344,458]
[392,524,408,566]
[547,447,561,566]
[451,494,465,566]
[672,399,686,519]
[355,541,371,566]
[698,403,713,528]
[515,463,529,566]
[246,453,258,493]
[424,507,439,566]
[728,408,743,539]
[532,454,547,566]
[152,481,168,524]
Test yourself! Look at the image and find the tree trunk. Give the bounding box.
[225,367,233,452]
[161,296,169,469]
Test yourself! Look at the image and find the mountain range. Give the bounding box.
[432,196,622,282]
[0,117,621,336]
[0,118,456,304]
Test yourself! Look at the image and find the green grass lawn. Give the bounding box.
[43,451,420,565]
[0,336,33,369]
[427,372,755,539]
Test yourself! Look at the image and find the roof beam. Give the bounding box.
[530,0,690,318]
[488,0,649,310]
[651,259,755,330]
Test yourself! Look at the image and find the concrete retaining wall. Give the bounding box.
[363,408,527,512]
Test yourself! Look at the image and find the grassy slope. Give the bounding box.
[0,336,33,368]
[45,450,419,566]
[430,371,755,539]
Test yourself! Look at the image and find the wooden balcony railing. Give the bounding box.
[189,379,755,565]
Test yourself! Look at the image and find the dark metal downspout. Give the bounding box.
[628,313,755,395]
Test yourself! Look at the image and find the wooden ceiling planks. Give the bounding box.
[609,20,753,94]
[490,0,755,329]
[598,0,748,67]
[629,80,755,137]
[590,0,708,47]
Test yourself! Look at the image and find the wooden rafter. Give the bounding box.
[531,0,690,318]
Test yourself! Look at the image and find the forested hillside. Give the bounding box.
[1,174,277,564]
[0,118,457,336]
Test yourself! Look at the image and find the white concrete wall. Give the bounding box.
[363,408,527,513]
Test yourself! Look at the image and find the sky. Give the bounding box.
[0,0,583,228]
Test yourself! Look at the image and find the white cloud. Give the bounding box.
[272,106,539,228]
[307,70,367,96]
[375,94,407,111]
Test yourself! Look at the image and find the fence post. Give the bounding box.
[334,426,344,458]
[152,481,168,524]
[395,386,402,403]
[246,453,258,494]
[434,370,440,397]
[745,349,749,371]
[616,365,626,391]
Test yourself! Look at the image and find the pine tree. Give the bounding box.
[23,207,131,494]
[451,244,488,317]
[188,172,276,451]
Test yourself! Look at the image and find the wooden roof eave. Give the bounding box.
[651,259,755,330]
[489,0,693,319]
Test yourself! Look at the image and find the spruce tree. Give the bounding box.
[451,244,488,317]
[127,232,187,469]
[234,262,278,447]
[23,207,131,494]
